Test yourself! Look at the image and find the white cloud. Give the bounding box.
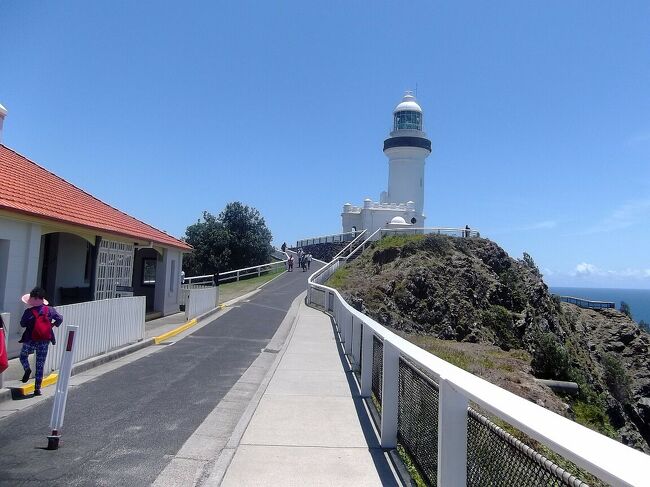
[574,262,599,276]
[582,199,650,235]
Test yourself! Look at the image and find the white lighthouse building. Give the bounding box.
[342,91,432,235]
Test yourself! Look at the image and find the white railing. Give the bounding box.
[185,287,219,320]
[296,231,360,248]
[184,258,288,287]
[306,229,649,486]
[45,297,145,373]
[179,284,213,306]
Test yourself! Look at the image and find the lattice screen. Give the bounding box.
[94,240,134,300]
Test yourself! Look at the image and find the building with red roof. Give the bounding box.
[0,104,191,352]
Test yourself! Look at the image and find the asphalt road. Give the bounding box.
[0,264,318,486]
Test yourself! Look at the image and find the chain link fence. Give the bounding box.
[372,336,384,408]
[388,354,591,487]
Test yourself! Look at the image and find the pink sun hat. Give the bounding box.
[21,294,49,307]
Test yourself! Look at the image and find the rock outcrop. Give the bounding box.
[329,233,650,452]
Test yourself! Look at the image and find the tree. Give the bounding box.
[182,202,273,276]
[620,301,632,318]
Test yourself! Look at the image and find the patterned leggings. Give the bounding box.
[19,341,50,389]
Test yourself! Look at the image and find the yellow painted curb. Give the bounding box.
[154,319,197,344]
[17,372,59,396]
[153,304,226,344]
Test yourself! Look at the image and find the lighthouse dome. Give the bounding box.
[393,92,422,114]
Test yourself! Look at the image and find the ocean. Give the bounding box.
[550,287,650,324]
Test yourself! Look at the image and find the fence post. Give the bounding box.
[351,315,361,370]
[236,270,240,282]
[437,377,468,486]
[344,312,353,353]
[360,322,373,397]
[380,340,400,448]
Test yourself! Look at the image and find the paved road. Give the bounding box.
[0,266,317,486]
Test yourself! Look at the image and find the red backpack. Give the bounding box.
[31,306,52,341]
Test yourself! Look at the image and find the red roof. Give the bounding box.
[0,145,191,251]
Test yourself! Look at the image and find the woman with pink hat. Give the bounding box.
[19,287,63,396]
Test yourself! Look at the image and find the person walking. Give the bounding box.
[19,287,63,396]
[287,255,294,272]
[306,253,312,270]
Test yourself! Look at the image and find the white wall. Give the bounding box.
[385,146,429,216]
[0,216,42,355]
[154,247,183,316]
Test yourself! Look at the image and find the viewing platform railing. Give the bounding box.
[306,227,648,486]
[558,296,616,310]
[296,231,361,248]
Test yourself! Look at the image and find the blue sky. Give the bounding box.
[1,1,649,288]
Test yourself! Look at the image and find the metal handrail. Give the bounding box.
[296,231,361,248]
[306,229,649,486]
[184,253,288,285]
[558,295,615,309]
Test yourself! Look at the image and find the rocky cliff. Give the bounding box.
[328,233,650,453]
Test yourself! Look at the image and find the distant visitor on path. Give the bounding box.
[19,287,63,396]
[287,255,294,272]
[281,242,287,252]
[465,225,471,238]
[306,253,312,270]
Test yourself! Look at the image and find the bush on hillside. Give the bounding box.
[531,332,570,380]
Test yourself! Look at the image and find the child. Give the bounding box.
[19,287,63,396]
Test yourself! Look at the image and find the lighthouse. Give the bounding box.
[382,91,431,222]
[341,91,432,234]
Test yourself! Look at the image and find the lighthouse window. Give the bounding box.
[394,111,422,131]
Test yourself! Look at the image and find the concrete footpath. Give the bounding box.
[211,301,400,486]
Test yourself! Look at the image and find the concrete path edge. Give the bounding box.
[202,291,306,486]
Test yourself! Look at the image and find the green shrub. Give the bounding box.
[531,332,570,380]
[481,305,517,350]
[602,353,632,405]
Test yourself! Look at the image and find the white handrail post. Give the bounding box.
[380,340,400,448]
[351,314,361,370]
[344,312,353,353]
[236,270,240,281]
[437,377,468,486]
[360,322,373,397]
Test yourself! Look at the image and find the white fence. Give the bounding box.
[179,284,213,307]
[45,296,145,373]
[184,255,288,287]
[306,228,649,486]
[185,287,219,321]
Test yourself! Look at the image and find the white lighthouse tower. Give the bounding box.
[382,91,431,222]
[341,91,432,234]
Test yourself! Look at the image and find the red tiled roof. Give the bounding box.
[0,145,191,251]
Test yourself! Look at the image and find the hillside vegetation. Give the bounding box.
[327,234,650,453]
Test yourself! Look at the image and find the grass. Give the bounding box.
[398,333,496,372]
[326,267,351,289]
[397,444,427,487]
[218,267,285,303]
[572,400,617,439]
[374,234,425,250]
